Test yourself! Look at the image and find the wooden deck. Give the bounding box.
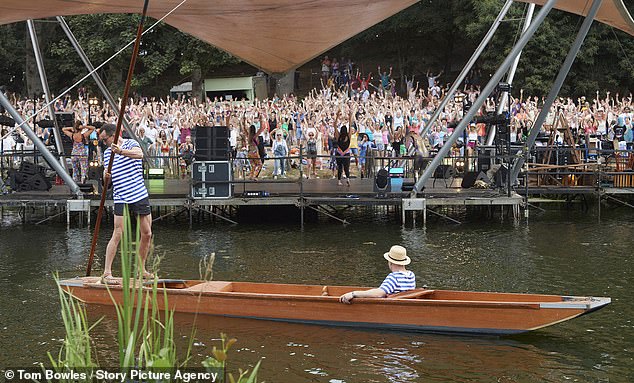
[0,176,528,226]
[0,177,523,208]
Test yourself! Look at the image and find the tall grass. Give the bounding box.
[50,207,261,382]
[50,274,101,375]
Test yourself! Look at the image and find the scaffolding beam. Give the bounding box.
[413,0,558,194]
[420,0,514,138]
[486,3,535,145]
[510,0,604,183]
[27,19,67,171]
[0,91,81,196]
[57,16,150,160]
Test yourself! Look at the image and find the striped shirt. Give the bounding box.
[103,139,148,204]
[379,271,416,295]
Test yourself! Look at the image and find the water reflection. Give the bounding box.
[0,208,631,382]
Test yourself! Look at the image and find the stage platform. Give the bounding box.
[0,177,523,207]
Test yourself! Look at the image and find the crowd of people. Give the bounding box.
[1,62,634,186]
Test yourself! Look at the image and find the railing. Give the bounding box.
[2,142,634,193]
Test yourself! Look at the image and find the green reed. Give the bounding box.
[50,207,261,381]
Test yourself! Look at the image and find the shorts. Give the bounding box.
[307,150,317,160]
[114,197,151,216]
[350,148,359,156]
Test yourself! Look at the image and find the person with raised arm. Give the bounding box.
[62,120,95,184]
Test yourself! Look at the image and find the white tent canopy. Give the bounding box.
[0,0,632,73]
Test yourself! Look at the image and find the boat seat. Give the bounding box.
[184,281,233,292]
[390,289,435,299]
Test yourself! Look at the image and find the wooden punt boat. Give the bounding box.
[59,277,610,335]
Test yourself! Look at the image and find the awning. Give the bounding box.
[0,0,632,74]
[516,0,634,37]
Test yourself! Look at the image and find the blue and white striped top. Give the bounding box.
[379,271,416,295]
[103,139,148,204]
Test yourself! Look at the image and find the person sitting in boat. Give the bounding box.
[339,245,415,304]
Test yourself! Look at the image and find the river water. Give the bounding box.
[0,207,632,382]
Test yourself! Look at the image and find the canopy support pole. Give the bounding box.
[420,0,514,138]
[413,0,557,195]
[510,0,603,184]
[0,91,81,196]
[27,19,67,171]
[56,16,150,161]
[486,4,535,146]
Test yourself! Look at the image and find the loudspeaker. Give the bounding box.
[0,115,16,127]
[77,183,94,193]
[8,162,52,191]
[461,172,479,188]
[36,119,55,128]
[88,165,103,181]
[26,172,51,191]
[194,126,229,161]
[191,161,232,199]
[461,171,491,188]
[55,112,75,128]
[495,165,509,188]
[374,168,390,196]
[20,161,41,175]
[477,150,492,173]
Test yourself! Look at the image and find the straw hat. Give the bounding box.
[383,245,411,266]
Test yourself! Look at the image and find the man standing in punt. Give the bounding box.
[99,123,153,283]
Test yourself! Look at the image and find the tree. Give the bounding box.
[178,33,239,101]
[0,22,27,93]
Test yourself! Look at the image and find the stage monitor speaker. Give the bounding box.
[19,161,40,175]
[374,168,390,195]
[461,171,491,188]
[191,161,232,199]
[77,183,94,193]
[30,173,51,191]
[194,125,229,161]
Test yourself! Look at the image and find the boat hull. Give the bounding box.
[59,278,610,336]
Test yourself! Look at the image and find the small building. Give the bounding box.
[169,82,192,99]
[203,75,267,101]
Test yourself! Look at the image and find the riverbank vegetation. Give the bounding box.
[50,209,260,382]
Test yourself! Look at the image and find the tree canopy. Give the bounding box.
[0,0,632,99]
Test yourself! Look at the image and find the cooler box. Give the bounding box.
[389,167,404,192]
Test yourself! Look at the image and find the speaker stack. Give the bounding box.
[194,126,229,161]
[191,161,232,199]
[7,161,52,192]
